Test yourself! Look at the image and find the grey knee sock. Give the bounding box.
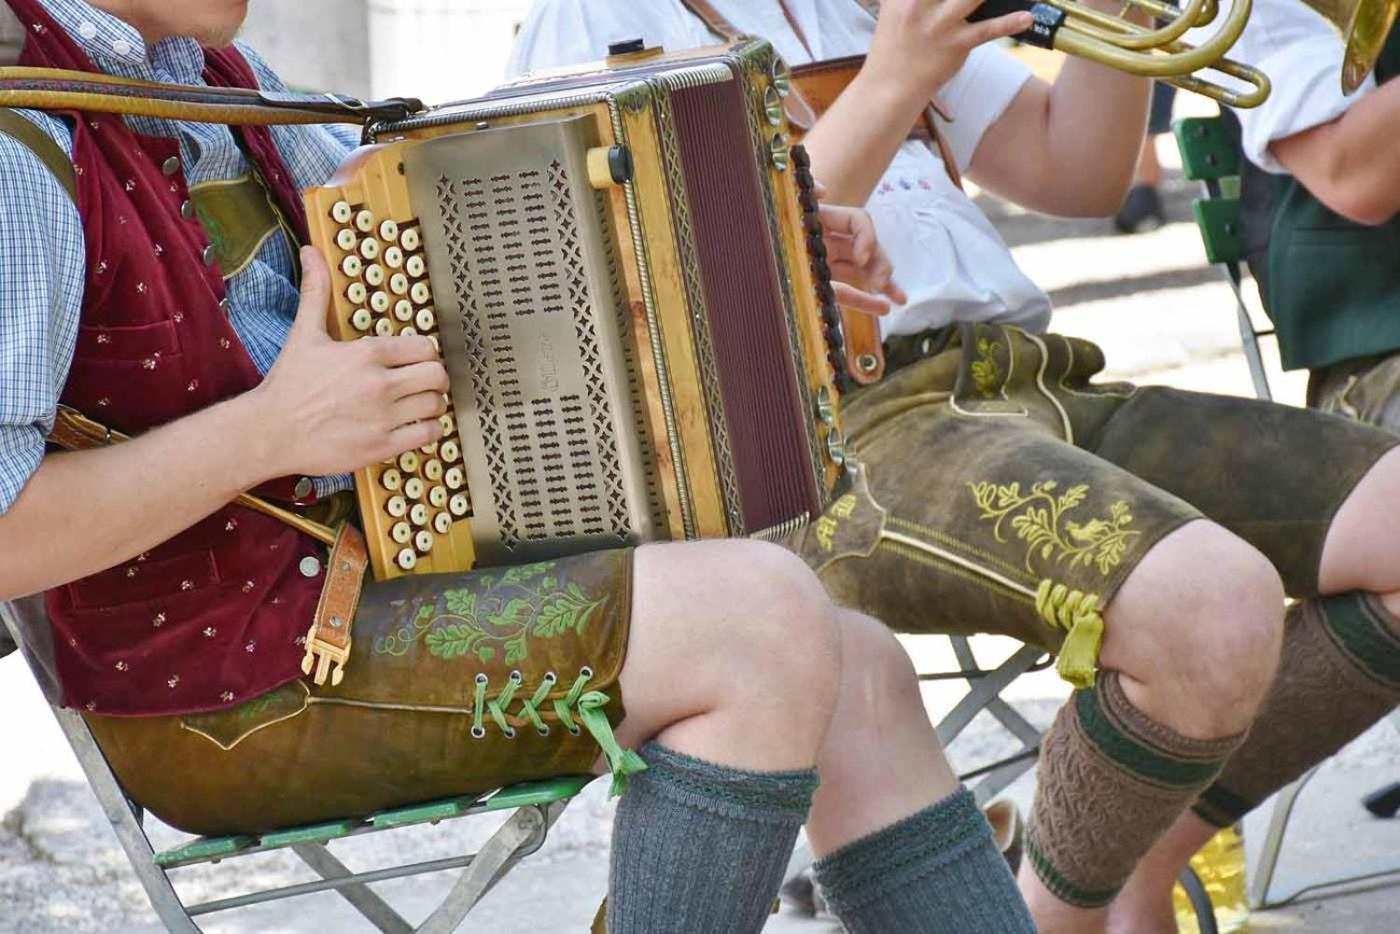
[608,742,819,934]
[813,787,1035,934]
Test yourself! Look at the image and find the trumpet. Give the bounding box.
[971,0,1271,106]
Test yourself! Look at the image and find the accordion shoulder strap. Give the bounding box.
[0,106,75,201]
[0,66,421,127]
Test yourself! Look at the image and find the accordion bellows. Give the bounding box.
[304,40,849,580]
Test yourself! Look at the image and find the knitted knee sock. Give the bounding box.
[812,786,1035,934]
[1028,671,1244,908]
[1195,594,1400,827]
[607,743,818,934]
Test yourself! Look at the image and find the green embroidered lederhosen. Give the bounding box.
[786,323,1399,687]
[87,550,637,836]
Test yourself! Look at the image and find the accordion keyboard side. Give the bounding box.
[304,144,478,582]
[404,117,662,567]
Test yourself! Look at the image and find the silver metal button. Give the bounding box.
[202,244,217,266]
[219,297,231,316]
[162,156,181,177]
[298,556,322,578]
[180,200,194,220]
[293,477,314,501]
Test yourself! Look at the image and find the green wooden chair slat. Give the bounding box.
[258,818,368,849]
[371,794,484,830]
[1174,116,1241,181]
[1192,198,1246,266]
[485,775,594,811]
[153,833,258,868]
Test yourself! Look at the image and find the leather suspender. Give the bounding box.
[0,106,75,199]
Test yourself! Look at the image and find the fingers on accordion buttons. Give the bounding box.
[346,282,368,304]
[391,521,412,544]
[416,308,436,332]
[410,282,432,305]
[378,219,399,242]
[383,245,404,269]
[420,440,439,456]
[396,548,417,571]
[440,439,460,463]
[386,495,408,518]
[371,291,391,314]
[410,503,430,527]
[405,255,426,278]
[336,228,357,252]
[445,466,466,490]
[429,485,449,508]
[404,476,425,500]
[341,255,364,278]
[354,209,375,233]
[394,299,414,323]
[433,511,452,534]
[374,318,394,337]
[400,227,422,252]
[351,307,373,332]
[398,451,420,473]
[415,529,435,554]
[423,458,444,482]
[389,273,410,296]
[365,264,386,287]
[380,468,402,492]
[449,493,470,517]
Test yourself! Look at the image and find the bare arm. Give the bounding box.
[1269,77,1400,226]
[801,0,1034,206]
[0,248,448,600]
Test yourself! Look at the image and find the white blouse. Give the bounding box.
[508,0,1053,337]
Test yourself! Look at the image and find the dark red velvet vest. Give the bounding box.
[11,0,326,716]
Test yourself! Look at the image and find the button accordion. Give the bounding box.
[304,40,850,580]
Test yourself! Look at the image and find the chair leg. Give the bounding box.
[934,643,1044,746]
[291,843,414,934]
[51,707,202,934]
[1248,766,1318,909]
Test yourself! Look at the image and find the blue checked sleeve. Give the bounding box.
[0,113,85,515]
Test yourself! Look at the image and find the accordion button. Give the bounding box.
[764,86,784,127]
[346,282,368,305]
[393,299,414,322]
[428,335,441,353]
[439,414,456,438]
[336,228,358,251]
[400,228,422,252]
[331,201,354,224]
[359,238,380,261]
[390,273,410,296]
[161,156,181,177]
[370,291,391,314]
[383,245,404,269]
[378,220,400,242]
[415,530,435,554]
[826,429,847,467]
[405,255,426,278]
[380,468,402,492]
[449,494,470,517]
[374,318,394,338]
[391,521,412,544]
[354,210,375,234]
[420,441,439,456]
[400,327,418,337]
[386,495,408,518]
[404,477,426,500]
[769,133,791,172]
[815,387,836,425]
[440,439,461,463]
[411,282,433,305]
[398,451,420,474]
[410,503,430,527]
[299,556,322,578]
[396,548,417,571]
[416,308,436,332]
[434,512,452,535]
[341,255,364,278]
[423,459,444,482]
[445,466,466,490]
[365,264,386,287]
[429,485,449,509]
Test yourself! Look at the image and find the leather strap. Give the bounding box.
[0,66,422,127]
[301,521,368,687]
[0,106,75,201]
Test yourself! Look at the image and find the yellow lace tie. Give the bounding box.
[1036,580,1104,689]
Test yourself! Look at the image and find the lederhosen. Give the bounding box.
[2,0,635,836]
[669,1,1400,688]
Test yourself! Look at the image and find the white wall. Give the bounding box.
[241,0,374,97]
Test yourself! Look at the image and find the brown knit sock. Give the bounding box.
[1195,594,1400,827]
[1027,671,1244,908]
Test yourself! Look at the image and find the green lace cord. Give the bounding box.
[1036,579,1105,690]
[470,668,647,796]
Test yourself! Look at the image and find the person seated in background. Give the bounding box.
[511,2,1400,932]
[1102,2,1400,930]
[0,1,1036,932]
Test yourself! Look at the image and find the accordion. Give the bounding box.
[304,40,850,580]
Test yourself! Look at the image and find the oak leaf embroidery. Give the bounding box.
[967,480,1139,576]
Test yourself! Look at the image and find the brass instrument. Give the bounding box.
[1300,0,1400,91]
[971,0,1272,106]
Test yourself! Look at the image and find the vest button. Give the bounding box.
[219,297,231,316]
[299,556,322,579]
[202,244,218,266]
[180,200,194,220]
[293,477,314,501]
[162,156,181,177]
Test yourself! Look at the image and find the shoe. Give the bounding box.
[984,798,1024,875]
[1114,184,1165,234]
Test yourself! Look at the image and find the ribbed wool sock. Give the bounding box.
[607,742,818,934]
[812,786,1035,934]
[1195,594,1400,827]
[1028,671,1244,908]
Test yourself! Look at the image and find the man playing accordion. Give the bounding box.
[513,1,1400,932]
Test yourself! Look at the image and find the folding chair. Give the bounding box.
[1175,111,1400,911]
[2,597,592,933]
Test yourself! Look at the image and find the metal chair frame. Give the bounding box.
[1175,111,1400,911]
[1,600,588,933]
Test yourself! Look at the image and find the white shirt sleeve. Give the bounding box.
[507,0,716,79]
[1233,0,1379,173]
[936,44,1035,172]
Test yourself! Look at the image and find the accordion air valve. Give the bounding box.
[304,40,851,580]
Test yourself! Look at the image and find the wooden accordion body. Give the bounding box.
[305,40,849,580]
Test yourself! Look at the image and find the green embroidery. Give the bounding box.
[967,480,1140,576]
[971,337,1004,398]
[373,561,608,666]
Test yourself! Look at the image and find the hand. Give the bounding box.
[250,246,449,479]
[816,193,907,318]
[862,0,1035,103]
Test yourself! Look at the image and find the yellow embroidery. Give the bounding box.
[971,337,1003,398]
[814,516,840,553]
[830,494,857,520]
[967,480,1140,576]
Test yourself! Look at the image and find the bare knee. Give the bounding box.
[836,611,925,726]
[1105,521,1283,737]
